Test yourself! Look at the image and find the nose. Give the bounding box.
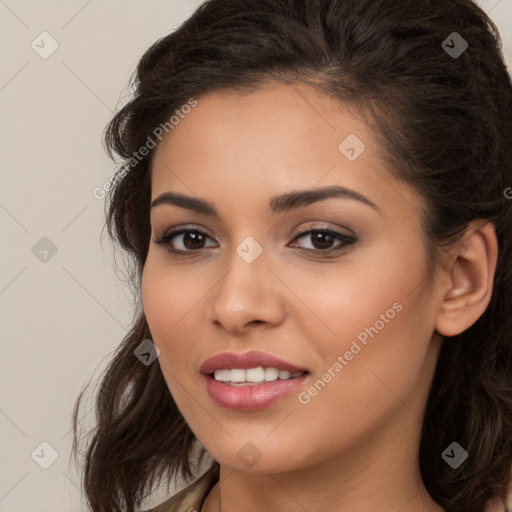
[208,249,285,335]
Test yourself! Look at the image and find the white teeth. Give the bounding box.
[246,367,265,383]
[264,367,279,381]
[214,369,231,382]
[230,369,246,383]
[213,367,304,384]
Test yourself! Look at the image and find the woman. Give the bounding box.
[73,0,512,511]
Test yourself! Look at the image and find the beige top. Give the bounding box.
[144,463,220,512]
[144,462,511,512]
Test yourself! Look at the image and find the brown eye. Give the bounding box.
[154,226,357,257]
[180,231,207,250]
[290,229,357,253]
[154,228,217,253]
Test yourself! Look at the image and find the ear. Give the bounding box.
[435,221,498,337]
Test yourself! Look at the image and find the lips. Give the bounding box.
[200,350,308,376]
[205,373,309,410]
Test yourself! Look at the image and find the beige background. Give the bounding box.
[1,1,511,511]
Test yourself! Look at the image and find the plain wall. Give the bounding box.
[1,1,511,511]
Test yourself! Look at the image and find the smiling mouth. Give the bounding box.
[210,367,308,386]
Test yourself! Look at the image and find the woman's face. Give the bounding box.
[142,82,444,473]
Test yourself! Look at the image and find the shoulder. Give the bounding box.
[144,463,220,512]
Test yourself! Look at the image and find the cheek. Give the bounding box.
[141,260,171,337]
[294,263,413,360]
[142,255,204,336]
[301,244,434,409]
[141,255,215,385]
[141,263,192,412]
[141,258,191,363]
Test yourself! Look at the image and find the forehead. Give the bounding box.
[150,82,423,220]
[153,81,369,160]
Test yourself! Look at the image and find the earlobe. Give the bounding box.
[435,221,498,337]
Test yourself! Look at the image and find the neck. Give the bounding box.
[202,411,445,512]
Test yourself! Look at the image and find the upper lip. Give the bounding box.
[200,350,308,375]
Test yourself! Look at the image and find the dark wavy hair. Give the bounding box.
[72,0,512,511]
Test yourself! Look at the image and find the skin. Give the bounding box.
[141,82,497,512]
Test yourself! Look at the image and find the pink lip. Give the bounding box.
[200,350,309,411]
[200,350,307,375]
[204,373,310,411]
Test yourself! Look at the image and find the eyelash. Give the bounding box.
[153,226,357,257]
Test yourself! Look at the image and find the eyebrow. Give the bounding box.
[150,185,381,216]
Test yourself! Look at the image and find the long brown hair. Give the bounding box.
[72,1,512,511]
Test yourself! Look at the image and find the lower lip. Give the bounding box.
[204,374,309,411]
